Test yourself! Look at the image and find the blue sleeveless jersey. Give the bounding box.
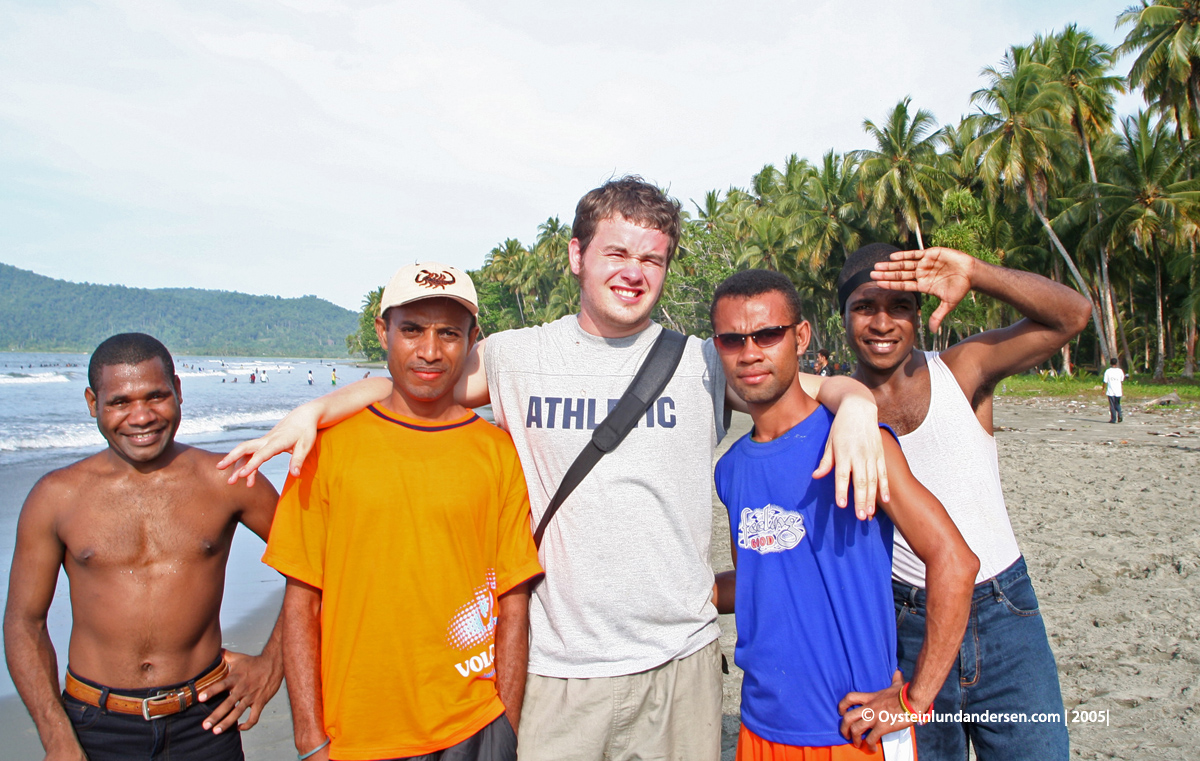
[714,405,898,747]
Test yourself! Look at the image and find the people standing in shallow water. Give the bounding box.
[308,370,313,386]
[839,243,1090,761]
[3,332,284,761]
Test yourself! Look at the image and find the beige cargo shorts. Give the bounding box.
[517,639,723,761]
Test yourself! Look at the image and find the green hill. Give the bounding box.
[0,262,357,357]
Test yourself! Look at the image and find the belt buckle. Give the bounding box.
[141,689,184,721]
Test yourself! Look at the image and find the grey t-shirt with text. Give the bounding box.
[485,315,726,678]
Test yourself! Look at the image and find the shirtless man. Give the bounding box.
[839,244,1091,760]
[4,333,284,761]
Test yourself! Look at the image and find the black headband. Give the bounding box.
[837,270,875,315]
[836,272,923,318]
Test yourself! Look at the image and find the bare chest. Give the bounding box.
[60,482,236,571]
[875,374,932,438]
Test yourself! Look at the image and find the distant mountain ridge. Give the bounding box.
[0,262,357,357]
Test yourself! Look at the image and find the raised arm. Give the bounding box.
[218,377,391,485]
[838,433,978,749]
[3,477,86,761]
[872,247,1091,397]
[219,340,491,484]
[199,474,285,734]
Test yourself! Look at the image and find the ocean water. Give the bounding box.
[0,351,377,697]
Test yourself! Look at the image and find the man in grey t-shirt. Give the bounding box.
[221,177,886,761]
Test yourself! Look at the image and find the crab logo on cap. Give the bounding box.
[415,270,456,290]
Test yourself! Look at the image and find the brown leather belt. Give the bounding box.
[64,656,229,721]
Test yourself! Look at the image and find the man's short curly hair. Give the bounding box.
[572,176,682,261]
[88,333,176,391]
[710,269,805,326]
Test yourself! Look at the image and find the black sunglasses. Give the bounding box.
[713,324,796,352]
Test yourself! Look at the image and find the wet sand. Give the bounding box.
[4,397,1196,760]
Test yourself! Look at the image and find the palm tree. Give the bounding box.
[1118,0,1200,130]
[854,97,947,249]
[1039,25,1123,185]
[788,151,867,352]
[486,238,529,324]
[1038,24,1124,360]
[1084,111,1200,379]
[363,286,384,320]
[693,190,728,232]
[347,286,385,360]
[750,163,784,205]
[937,118,985,192]
[793,151,865,272]
[735,208,799,274]
[1118,2,1200,377]
[968,45,1111,359]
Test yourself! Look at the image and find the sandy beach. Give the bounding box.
[715,396,1200,761]
[2,396,1197,760]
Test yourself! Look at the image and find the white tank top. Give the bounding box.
[892,352,1021,587]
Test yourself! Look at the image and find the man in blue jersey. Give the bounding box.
[709,270,978,760]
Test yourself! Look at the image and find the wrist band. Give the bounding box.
[298,737,331,760]
[899,683,927,725]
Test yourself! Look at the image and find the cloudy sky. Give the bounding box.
[1,0,1141,310]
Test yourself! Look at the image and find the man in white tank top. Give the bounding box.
[837,243,1092,761]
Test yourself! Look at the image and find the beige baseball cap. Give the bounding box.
[379,262,478,317]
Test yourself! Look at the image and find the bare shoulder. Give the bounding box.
[181,444,279,500]
[179,443,229,473]
[19,452,108,522]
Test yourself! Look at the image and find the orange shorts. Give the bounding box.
[736,724,917,761]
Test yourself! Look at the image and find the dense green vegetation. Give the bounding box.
[345,286,385,361]
[350,3,1200,382]
[999,372,1200,402]
[0,262,357,357]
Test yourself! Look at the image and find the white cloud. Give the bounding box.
[0,0,1137,309]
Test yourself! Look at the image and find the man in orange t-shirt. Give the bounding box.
[264,263,542,761]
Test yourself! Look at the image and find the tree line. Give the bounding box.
[351,3,1200,380]
[0,262,357,357]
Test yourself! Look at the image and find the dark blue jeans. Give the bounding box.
[63,664,243,761]
[1108,395,1123,422]
[893,557,1069,761]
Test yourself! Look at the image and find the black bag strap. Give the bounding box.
[533,328,687,548]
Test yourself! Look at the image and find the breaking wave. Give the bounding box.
[0,409,291,452]
[0,372,73,385]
